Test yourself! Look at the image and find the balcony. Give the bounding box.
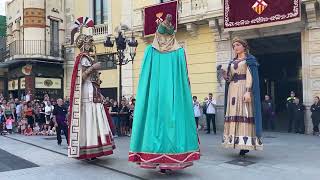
[0,40,64,64]
[92,23,109,41]
[133,0,223,32]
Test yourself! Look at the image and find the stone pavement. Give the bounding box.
[0,131,320,180]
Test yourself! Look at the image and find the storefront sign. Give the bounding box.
[20,78,25,89]
[35,77,62,89]
[8,79,19,91]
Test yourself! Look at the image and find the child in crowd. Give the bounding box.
[5,115,15,134]
[48,126,56,136]
[24,124,33,136]
[19,118,27,134]
[40,124,49,136]
[33,123,40,135]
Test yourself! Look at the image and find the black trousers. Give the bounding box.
[195,117,199,129]
[206,114,216,134]
[294,117,304,133]
[312,118,320,133]
[263,113,275,131]
[287,110,295,132]
[45,115,51,124]
[26,116,34,130]
[56,124,68,145]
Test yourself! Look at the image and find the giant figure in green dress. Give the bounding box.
[128,14,200,172]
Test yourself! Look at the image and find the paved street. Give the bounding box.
[0,131,320,180]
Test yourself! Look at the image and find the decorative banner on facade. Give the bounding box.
[224,0,301,31]
[144,1,178,36]
[20,78,25,89]
[22,64,32,75]
[35,77,62,89]
[8,79,18,91]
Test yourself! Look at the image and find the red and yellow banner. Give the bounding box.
[144,1,178,36]
[224,0,301,31]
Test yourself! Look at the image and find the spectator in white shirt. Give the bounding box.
[193,96,201,129]
[45,101,54,125]
[25,90,32,102]
[15,100,23,121]
[205,93,216,134]
[43,94,50,106]
[1,99,6,110]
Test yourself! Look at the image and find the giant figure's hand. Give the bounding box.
[92,62,102,70]
[243,92,251,103]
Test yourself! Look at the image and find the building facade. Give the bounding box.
[2,0,66,100]
[66,0,319,134]
[132,0,220,101]
[211,0,320,134]
[65,0,134,101]
[132,0,320,134]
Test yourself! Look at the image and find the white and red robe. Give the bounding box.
[68,53,115,159]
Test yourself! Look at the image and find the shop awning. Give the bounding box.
[0,56,64,68]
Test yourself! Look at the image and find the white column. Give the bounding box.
[211,17,233,131]
[108,0,112,34]
[120,0,134,99]
[121,0,133,28]
[301,28,320,134]
[89,0,93,19]
[180,0,192,18]
[301,0,320,134]
[63,47,75,98]
[122,62,134,99]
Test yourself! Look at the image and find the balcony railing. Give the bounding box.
[93,23,108,36]
[92,24,109,41]
[133,0,223,30]
[1,40,63,61]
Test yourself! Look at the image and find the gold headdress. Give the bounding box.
[71,17,95,53]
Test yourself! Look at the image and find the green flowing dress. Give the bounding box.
[128,23,200,170]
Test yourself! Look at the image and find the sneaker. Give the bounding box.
[113,135,118,138]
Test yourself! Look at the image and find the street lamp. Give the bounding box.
[102,31,138,102]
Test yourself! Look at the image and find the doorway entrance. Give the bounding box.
[248,33,302,132]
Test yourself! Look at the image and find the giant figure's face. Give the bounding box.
[76,34,94,53]
[233,42,245,55]
[166,14,172,22]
